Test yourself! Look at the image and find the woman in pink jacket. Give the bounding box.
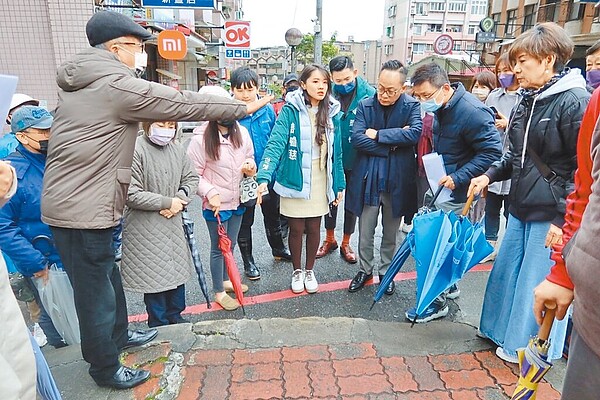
[187,86,256,311]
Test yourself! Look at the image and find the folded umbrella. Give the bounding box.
[511,304,557,400]
[411,193,493,323]
[216,214,245,315]
[181,209,211,308]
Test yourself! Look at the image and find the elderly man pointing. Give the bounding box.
[41,11,270,390]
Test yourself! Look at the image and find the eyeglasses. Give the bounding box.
[376,86,400,97]
[413,87,442,102]
[116,42,145,51]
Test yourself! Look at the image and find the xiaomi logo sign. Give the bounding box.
[158,30,187,60]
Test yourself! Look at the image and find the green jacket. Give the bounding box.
[257,89,345,202]
[334,76,376,169]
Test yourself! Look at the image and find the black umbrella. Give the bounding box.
[182,209,211,308]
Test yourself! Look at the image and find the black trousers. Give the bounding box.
[51,227,128,380]
[238,190,284,245]
[323,169,356,235]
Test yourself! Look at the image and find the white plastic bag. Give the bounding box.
[33,264,80,345]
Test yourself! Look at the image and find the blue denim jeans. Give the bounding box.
[205,214,243,293]
[144,284,186,327]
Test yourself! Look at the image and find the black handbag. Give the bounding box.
[526,143,566,204]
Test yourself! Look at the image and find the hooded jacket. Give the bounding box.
[256,89,345,203]
[41,48,247,229]
[333,76,376,169]
[432,82,503,203]
[486,69,590,226]
[345,93,423,219]
[0,145,63,277]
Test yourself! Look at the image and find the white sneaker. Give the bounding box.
[291,269,305,293]
[401,222,413,234]
[495,346,519,364]
[304,270,319,294]
[481,240,498,263]
[33,323,47,347]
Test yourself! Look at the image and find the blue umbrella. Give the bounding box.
[182,209,212,308]
[29,331,62,400]
[411,194,493,322]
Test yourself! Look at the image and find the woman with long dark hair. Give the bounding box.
[187,86,256,312]
[257,65,345,294]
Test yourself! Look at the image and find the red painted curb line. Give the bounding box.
[128,263,493,322]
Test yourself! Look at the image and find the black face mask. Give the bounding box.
[286,85,299,93]
[39,140,49,155]
[218,120,235,127]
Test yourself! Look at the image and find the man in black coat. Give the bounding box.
[346,60,422,295]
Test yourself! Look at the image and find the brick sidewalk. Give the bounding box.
[124,341,561,400]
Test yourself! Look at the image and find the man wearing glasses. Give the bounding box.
[405,63,502,323]
[346,60,422,296]
[41,11,270,390]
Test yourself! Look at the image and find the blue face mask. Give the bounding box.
[333,80,356,95]
[419,88,443,113]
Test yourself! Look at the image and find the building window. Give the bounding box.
[505,9,517,37]
[386,25,396,38]
[413,24,424,35]
[429,23,443,33]
[467,42,477,51]
[468,25,478,35]
[540,0,560,22]
[415,2,426,15]
[413,43,426,54]
[471,0,487,15]
[523,4,536,32]
[446,24,463,33]
[430,1,445,12]
[426,43,434,52]
[448,1,467,13]
[453,41,462,51]
[567,1,586,22]
[384,44,394,55]
[388,4,397,17]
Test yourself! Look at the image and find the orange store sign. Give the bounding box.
[158,30,187,60]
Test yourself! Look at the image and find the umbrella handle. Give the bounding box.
[461,192,476,216]
[428,185,446,209]
[538,302,557,342]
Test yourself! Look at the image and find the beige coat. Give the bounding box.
[121,136,198,293]
[42,48,247,229]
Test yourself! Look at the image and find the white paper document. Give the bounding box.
[0,75,19,132]
[422,152,453,204]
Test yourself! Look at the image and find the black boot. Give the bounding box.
[238,238,261,280]
[266,225,292,261]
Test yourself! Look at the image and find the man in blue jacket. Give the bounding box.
[346,60,422,295]
[0,105,66,347]
[406,63,502,322]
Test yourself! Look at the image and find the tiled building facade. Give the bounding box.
[1,0,93,109]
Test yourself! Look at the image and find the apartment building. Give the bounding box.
[382,0,488,65]
[335,39,382,85]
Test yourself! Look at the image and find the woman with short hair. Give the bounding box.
[469,22,590,363]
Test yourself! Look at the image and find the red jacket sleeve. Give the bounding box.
[547,87,600,289]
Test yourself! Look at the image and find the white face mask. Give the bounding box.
[118,46,148,77]
[471,87,490,101]
[148,125,176,146]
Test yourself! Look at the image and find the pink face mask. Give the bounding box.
[148,125,175,146]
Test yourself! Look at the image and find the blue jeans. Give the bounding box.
[25,277,65,348]
[479,215,569,360]
[205,214,243,293]
[144,284,186,327]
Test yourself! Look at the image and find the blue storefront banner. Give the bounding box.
[141,0,216,9]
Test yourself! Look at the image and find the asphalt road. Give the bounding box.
[124,199,492,328]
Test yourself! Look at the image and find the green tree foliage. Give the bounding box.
[295,33,339,67]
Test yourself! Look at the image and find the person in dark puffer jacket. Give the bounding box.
[469,22,590,364]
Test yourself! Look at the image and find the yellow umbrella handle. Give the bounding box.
[538,303,557,341]
[461,192,476,216]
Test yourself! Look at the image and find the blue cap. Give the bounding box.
[11,106,53,133]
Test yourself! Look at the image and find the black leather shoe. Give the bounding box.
[272,248,292,261]
[244,263,261,280]
[379,276,396,295]
[348,271,373,292]
[122,329,158,350]
[94,366,151,390]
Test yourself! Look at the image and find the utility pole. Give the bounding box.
[314,0,323,65]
